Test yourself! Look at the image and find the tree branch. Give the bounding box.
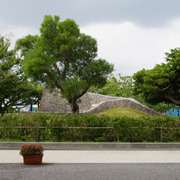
[75,85,90,100]
[18,75,26,82]
[62,57,69,82]
[55,80,63,91]
[53,62,61,77]
[45,70,63,90]
[165,94,180,105]
[156,84,172,91]
[0,75,11,82]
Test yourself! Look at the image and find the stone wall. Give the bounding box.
[39,89,162,116]
[38,88,91,113]
[84,94,161,116]
[88,93,120,105]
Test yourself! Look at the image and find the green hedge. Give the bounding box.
[0,113,180,142]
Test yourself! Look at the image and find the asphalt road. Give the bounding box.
[0,163,180,180]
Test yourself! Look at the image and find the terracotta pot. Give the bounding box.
[23,155,43,165]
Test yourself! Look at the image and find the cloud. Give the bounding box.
[0,19,39,49]
[1,0,180,28]
[1,14,180,77]
[81,17,180,76]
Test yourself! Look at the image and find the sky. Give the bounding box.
[1,0,180,76]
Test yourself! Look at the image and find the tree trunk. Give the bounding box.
[30,103,33,111]
[70,99,79,114]
[0,107,4,117]
[37,101,40,109]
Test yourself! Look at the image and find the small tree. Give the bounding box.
[16,15,114,114]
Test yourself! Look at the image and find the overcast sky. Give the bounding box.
[1,0,180,76]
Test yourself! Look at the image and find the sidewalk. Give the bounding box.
[0,142,180,164]
[1,150,180,163]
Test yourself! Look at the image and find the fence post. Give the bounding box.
[160,126,163,142]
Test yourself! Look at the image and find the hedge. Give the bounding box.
[0,113,180,142]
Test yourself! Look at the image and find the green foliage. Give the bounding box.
[21,84,43,108]
[0,35,43,116]
[16,15,114,114]
[0,35,29,116]
[1,113,180,142]
[0,35,17,81]
[61,76,89,103]
[133,48,180,106]
[89,73,133,97]
[147,102,176,113]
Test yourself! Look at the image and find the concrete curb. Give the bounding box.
[0,142,180,150]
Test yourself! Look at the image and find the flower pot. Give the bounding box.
[23,155,43,165]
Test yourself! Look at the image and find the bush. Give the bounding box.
[20,144,44,156]
[1,113,180,142]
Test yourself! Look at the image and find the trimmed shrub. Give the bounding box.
[1,113,180,142]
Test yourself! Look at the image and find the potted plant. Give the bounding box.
[20,144,44,165]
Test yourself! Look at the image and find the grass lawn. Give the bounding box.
[97,108,150,118]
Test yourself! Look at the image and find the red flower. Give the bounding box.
[20,144,44,156]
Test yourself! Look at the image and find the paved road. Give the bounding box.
[0,163,180,180]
